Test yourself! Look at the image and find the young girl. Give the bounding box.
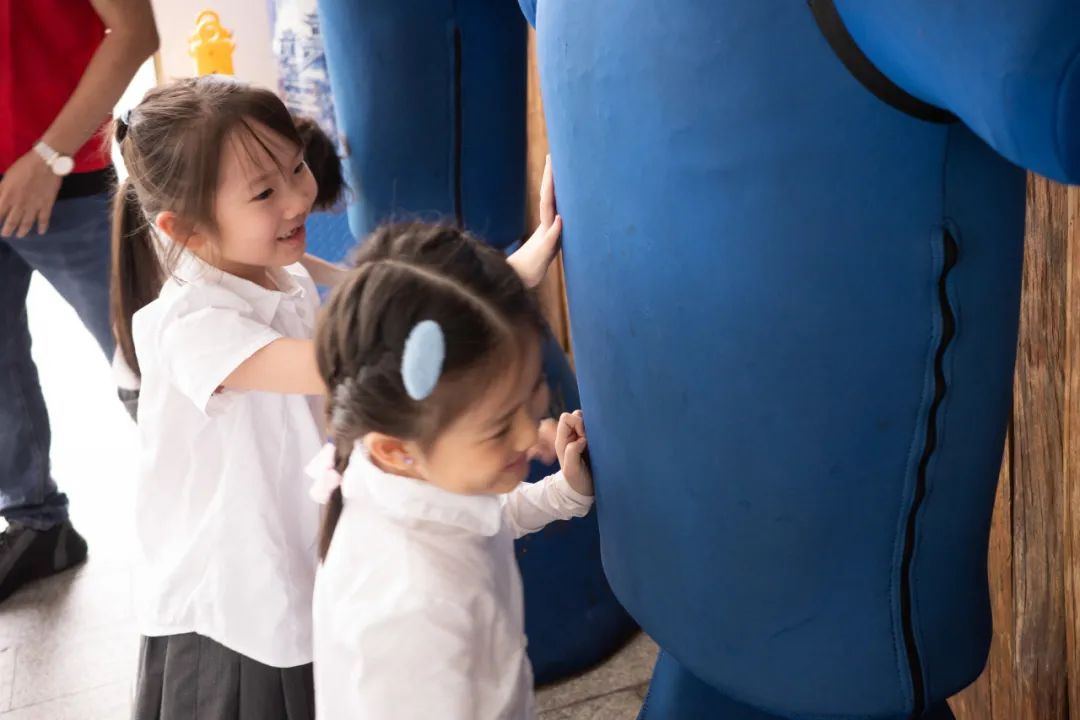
[310,222,594,719]
[112,75,563,720]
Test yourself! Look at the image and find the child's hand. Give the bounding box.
[508,155,563,288]
[527,418,559,466]
[556,410,593,496]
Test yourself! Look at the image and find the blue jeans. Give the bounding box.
[0,193,114,530]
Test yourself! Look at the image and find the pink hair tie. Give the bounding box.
[306,443,343,505]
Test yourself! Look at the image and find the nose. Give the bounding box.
[283,178,312,220]
[511,407,539,453]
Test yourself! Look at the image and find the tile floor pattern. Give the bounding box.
[0,276,658,718]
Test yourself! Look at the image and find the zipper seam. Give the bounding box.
[901,228,958,718]
[451,25,464,228]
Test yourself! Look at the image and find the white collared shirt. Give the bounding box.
[313,448,594,720]
[131,254,323,668]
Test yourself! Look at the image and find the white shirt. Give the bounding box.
[313,448,594,720]
[132,254,323,668]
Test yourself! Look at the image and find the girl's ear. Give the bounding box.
[155,211,209,250]
[364,433,422,476]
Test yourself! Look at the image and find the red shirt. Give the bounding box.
[0,0,112,175]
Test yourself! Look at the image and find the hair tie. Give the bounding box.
[306,443,343,505]
[115,108,133,143]
[401,320,445,401]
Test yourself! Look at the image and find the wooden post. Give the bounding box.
[525,31,573,360]
[951,178,1078,718]
[1065,185,1080,717]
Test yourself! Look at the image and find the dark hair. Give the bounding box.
[315,222,546,559]
[110,77,346,375]
[294,116,346,210]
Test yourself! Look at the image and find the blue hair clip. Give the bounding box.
[401,320,445,401]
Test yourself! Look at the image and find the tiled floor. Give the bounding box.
[0,276,657,718]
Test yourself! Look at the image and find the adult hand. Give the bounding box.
[0,151,62,238]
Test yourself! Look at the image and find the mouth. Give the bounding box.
[503,453,528,472]
[276,223,306,244]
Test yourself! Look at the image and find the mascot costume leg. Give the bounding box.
[316,0,638,684]
[520,0,1080,716]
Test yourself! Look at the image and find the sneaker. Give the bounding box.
[0,520,88,603]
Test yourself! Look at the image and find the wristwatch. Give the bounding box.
[33,141,75,177]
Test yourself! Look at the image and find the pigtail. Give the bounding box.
[315,266,379,562]
[317,438,353,562]
[110,177,164,377]
[318,489,345,562]
[294,115,347,210]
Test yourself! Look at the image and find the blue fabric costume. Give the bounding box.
[518,0,1079,717]
[316,0,637,684]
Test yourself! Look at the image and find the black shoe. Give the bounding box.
[118,387,140,422]
[0,520,88,603]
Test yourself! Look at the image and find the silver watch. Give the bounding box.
[33,141,75,177]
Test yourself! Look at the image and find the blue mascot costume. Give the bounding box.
[519,0,1080,718]
[315,0,638,684]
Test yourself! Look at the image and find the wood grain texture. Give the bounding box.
[525,30,572,358]
[1010,176,1069,720]
[1064,185,1080,718]
[952,177,1074,719]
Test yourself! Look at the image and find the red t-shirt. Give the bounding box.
[0,0,112,176]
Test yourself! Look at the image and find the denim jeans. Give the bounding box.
[0,192,114,530]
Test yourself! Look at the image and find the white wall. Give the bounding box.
[150,0,279,90]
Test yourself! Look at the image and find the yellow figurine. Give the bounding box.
[188,10,235,76]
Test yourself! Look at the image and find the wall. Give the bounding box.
[149,0,278,89]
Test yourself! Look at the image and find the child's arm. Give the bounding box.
[507,155,564,289]
[300,253,348,289]
[159,289,328,411]
[501,411,594,539]
[222,338,326,396]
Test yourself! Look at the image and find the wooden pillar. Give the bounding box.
[525,31,573,361]
[951,179,1079,719]
[1065,186,1080,719]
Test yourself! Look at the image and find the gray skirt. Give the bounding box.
[133,634,314,720]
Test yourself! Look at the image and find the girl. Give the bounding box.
[310,222,594,719]
[112,75,563,720]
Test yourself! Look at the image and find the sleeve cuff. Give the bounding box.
[193,328,282,417]
[551,470,595,514]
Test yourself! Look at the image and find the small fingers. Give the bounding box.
[539,154,556,226]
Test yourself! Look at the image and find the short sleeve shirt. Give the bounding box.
[132,254,324,667]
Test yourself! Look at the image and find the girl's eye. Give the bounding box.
[293,161,306,175]
[491,425,512,442]
[253,188,274,202]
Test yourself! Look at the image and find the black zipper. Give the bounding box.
[901,229,958,718]
[451,25,464,228]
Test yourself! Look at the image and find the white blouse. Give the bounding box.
[132,254,323,668]
[313,447,594,719]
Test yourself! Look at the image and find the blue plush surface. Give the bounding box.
[304,211,356,265]
[318,0,528,249]
[639,652,956,720]
[524,0,1069,716]
[316,0,636,683]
